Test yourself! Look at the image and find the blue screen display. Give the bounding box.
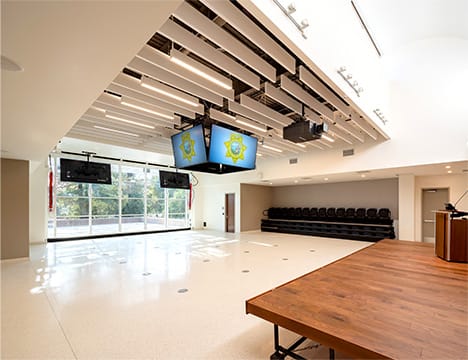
[208,125,257,169]
[171,125,207,168]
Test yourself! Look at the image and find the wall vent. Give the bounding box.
[343,149,354,157]
[289,158,298,164]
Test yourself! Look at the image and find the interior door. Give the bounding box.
[225,193,235,233]
[422,188,448,243]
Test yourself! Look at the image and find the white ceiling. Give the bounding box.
[62,0,385,161]
[355,0,468,55]
[1,0,182,161]
[2,0,467,183]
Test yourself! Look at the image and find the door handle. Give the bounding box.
[423,220,435,223]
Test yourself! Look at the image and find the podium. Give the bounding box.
[435,211,468,263]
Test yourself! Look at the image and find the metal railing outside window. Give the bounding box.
[48,157,189,238]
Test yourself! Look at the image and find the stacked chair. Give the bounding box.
[261,206,395,242]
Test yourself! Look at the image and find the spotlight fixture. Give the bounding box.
[272,0,309,38]
[337,66,364,97]
[300,19,309,30]
[286,3,296,14]
[373,108,388,125]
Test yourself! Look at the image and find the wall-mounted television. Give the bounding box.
[60,158,112,184]
[159,170,190,190]
[171,124,207,169]
[208,124,257,170]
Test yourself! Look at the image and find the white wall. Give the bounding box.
[29,160,48,244]
[242,0,468,182]
[398,174,415,241]
[414,173,468,242]
[272,178,398,216]
[192,170,261,232]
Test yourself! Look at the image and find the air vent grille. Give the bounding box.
[343,149,354,157]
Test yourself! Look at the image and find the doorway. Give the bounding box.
[422,188,448,243]
[225,193,235,233]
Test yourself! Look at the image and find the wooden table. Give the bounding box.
[246,240,468,359]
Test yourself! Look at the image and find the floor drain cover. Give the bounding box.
[242,270,250,273]
[244,250,250,253]
[178,288,188,293]
[282,258,288,261]
[203,259,210,262]
[309,249,316,252]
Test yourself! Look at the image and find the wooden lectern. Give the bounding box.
[435,211,468,262]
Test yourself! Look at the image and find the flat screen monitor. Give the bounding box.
[208,124,257,169]
[60,158,112,184]
[159,170,190,190]
[171,124,207,169]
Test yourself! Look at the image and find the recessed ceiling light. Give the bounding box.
[448,170,452,174]
[321,134,335,142]
[140,77,201,108]
[170,50,232,90]
[445,165,451,169]
[93,125,139,137]
[236,119,267,132]
[324,177,329,181]
[294,180,298,183]
[105,114,155,129]
[121,100,173,120]
[361,174,366,178]
[262,144,283,153]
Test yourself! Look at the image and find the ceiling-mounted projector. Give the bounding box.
[283,120,328,143]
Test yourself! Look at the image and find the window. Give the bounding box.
[146,168,165,230]
[48,158,190,238]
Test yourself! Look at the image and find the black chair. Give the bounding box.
[294,207,303,219]
[378,208,392,225]
[366,208,378,224]
[336,208,346,221]
[279,207,289,219]
[302,207,310,220]
[287,207,296,219]
[355,208,366,223]
[309,208,318,220]
[318,207,327,220]
[326,208,336,222]
[345,208,356,222]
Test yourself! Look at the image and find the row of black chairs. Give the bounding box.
[264,207,392,225]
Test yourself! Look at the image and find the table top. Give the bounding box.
[246,240,468,359]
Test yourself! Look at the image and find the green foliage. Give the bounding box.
[56,197,89,217]
[92,198,119,215]
[122,199,144,215]
[56,181,88,197]
[54,161,188,225]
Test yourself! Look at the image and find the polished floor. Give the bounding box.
[1,230,370,359]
